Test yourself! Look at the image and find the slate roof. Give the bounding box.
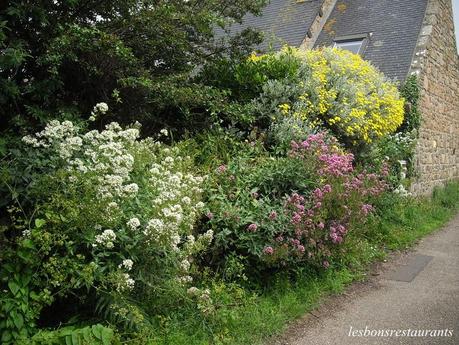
[216,0,323,51]
[314,0,429,81]
[224,0,429,82]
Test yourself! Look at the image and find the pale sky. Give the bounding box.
[454,0,459,53]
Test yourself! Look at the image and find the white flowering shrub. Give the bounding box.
[2,118,213,338]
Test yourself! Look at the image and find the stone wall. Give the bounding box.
[411,0,459,195]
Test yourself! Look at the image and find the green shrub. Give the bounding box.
[399,75,421,133]
[358,130,417,187]
[202,132,388,279]
[201,47,405,149]
[20,324,119,345]
[0,1,268,140]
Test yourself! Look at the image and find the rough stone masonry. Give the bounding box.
[411,0,459,195]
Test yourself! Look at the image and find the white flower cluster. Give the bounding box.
[180,259,191,272]
[394,184,412,197]
[186,287,213,315]
[119,259,134,271]
[22,119,141,200]
[116,273,135,292]
[126,217,140,231]
[187,287,210,299]
[89,102,109,122]
[143,148,208,252]
[22,120,78,150]
[390,131,416,146]
[94,229,116,249]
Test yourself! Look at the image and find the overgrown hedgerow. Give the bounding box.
[0,38,446,345]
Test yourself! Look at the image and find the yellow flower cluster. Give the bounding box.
[278,103,291,114]
[273,47,405,144]
[247,52,264,63]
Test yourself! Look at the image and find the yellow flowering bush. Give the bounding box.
[256,47,405,145]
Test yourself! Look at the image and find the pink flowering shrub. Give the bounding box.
[204,132,388,275]
[262,133,388,268]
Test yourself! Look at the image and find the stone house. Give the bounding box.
[225,0,459,194]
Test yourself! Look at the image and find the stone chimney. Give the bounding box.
[299,0,338,49]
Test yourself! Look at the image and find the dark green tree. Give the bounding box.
[0,0,267,139]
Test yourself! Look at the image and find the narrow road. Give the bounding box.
[271,213,459,345]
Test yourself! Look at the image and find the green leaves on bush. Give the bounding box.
[23,324,118,345]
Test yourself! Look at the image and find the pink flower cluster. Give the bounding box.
[329,221,347,244]
[290,132,355,178]
[361,204,374,216]
[318,153,354,176]
[263,246,274,255]
[247,223,258,232]
[216,165,227,173]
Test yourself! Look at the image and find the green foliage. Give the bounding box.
[0,0,267,138]
[359,131,417,187]
[22,324,119,345]
[399,75,421,133]
[359,76,421,184]
[201,51,301,102]
[267,116,320,154]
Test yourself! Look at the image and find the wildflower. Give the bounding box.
[278,103,291,114]
[94,229,116,249]
[177,275,193,284]
[160,128,168,136]
[323,184,332,193]
[291,213,302,224]
[95,102,109,114]
[119,259,134,271]
[199,289,211,301]
[123,183,139,196]
[187,234,195,244]
[180,259,191,272]
[269,210,278,220]
[187,287,200,296]
[206,212,214,220]
[164,156,174,165]
[297,245,305,253]
[117,273,135,292]
[263,246,274,255]
[127,217,141,231]
[323,260,330,269]
[247,223,258,232]
[216,165,227,173]
[361,204,374,216]
[313,188,324,200]
[144,218,165,237]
